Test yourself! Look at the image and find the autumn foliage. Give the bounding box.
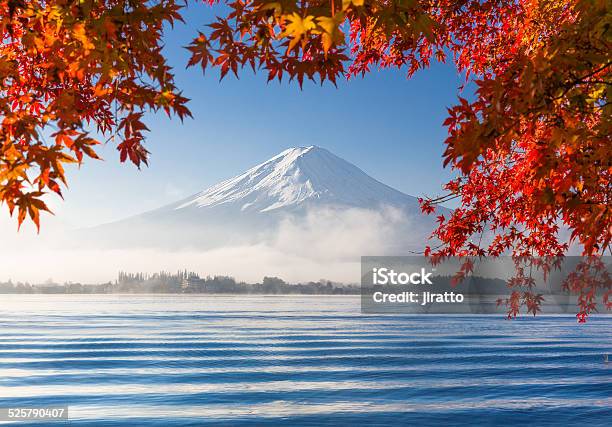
[0,1,610,316]
[0,0,190,229]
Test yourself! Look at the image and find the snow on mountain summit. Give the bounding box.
[176,146,418,213]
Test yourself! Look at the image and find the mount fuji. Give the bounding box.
[175,146,421,213]
[83,146,443,251]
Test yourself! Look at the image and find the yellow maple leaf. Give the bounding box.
[316,13,345,55]
[279,13,316,52]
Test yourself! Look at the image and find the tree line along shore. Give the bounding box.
[0,271,359,295]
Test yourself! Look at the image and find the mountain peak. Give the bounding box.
[271,145,324,162]
[176,146,418,213]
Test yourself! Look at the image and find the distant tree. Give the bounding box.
[262,276,286,293]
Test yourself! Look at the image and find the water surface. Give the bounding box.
[0,295,610,426]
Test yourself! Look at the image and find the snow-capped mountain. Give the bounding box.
[84,146,441,250]
[173,146,420,213]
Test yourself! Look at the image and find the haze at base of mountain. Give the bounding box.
[79,203,433,252]
[7,205,424,283]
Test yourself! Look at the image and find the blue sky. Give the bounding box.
[53,4,464,228]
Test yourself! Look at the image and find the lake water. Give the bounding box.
[0,295,610,426]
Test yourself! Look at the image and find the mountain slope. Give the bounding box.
[83,146,442,250]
